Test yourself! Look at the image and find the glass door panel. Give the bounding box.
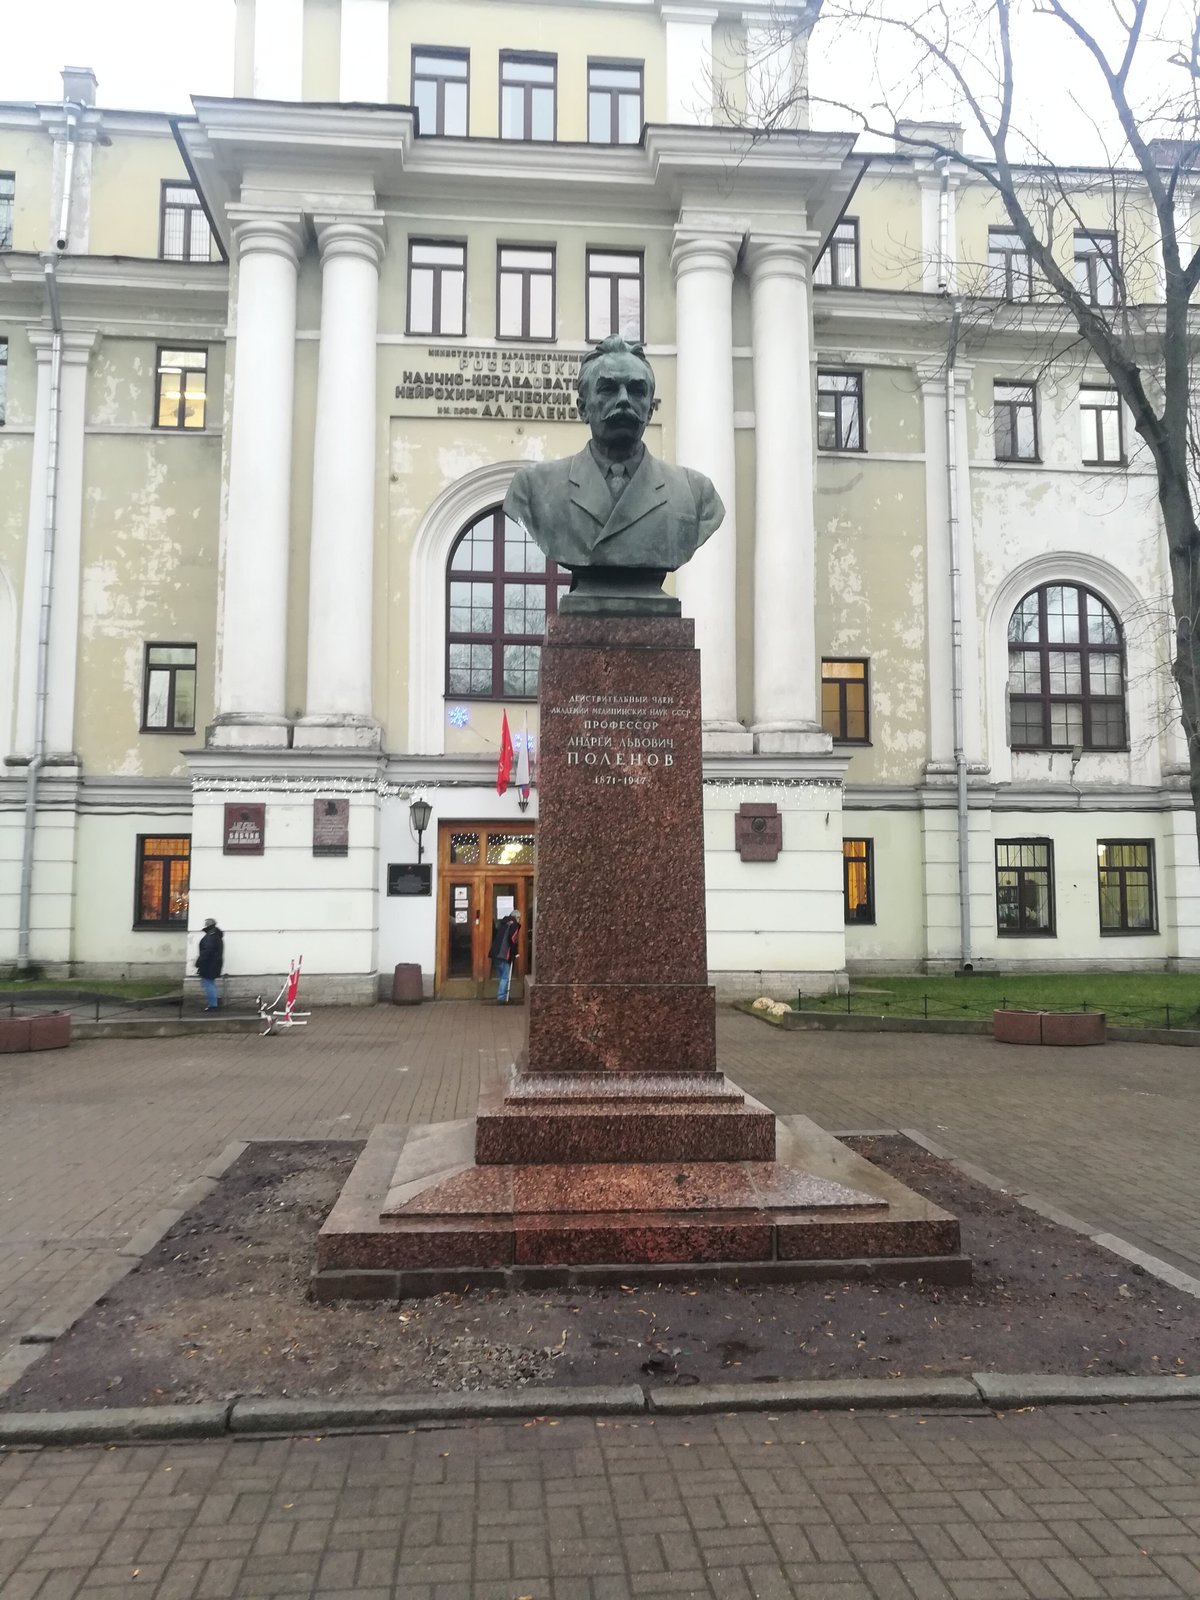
[447,881,474,978]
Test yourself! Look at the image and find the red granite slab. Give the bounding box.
[526,981,717,1074]
[514,1216,773,1266]
[475,1100,776,1165]
[531,614,707,995]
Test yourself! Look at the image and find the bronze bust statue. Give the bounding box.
[504,338,725,613]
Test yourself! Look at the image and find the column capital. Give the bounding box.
[671,227,742,280]
[27,329,99,365]
[745,233,821,282]
[659,3,719,19]
[314,214,387,269]
[915,358,973,397]
[228,207,305,264]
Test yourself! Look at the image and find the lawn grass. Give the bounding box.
[0,978,180,1000]
[792,972,1200,1029]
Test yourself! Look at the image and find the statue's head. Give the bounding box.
[577,337,656,451]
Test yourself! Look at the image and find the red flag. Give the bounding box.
[497,710,514,795]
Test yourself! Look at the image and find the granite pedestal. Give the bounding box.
[317,613,967,1295]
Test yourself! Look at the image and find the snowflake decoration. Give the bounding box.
[447,705,470,728]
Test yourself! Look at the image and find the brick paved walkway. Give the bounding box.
[5,1404,1200,1599]
[2,1006,1200,1344]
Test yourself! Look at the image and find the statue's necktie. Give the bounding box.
[608,463,627,500]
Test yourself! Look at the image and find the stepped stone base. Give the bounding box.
[314,1110,970,1301]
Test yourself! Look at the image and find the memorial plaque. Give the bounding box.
[735,802,783,862]
[387,863,432,897]
[395,346,580,422]
[223,803,264,855]
[312,797,349,857]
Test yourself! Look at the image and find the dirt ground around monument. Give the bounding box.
[5,1136,1199,1411]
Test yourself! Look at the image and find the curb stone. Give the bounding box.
[897,1127,1200,1303]
[6,1375,1200,1447]
[0,1403,231,1446]
[648,1377,982,1413]
[230,1384,646,1434]
[973,1373,1200,1408]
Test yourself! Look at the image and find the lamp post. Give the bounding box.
[410,797,432,863]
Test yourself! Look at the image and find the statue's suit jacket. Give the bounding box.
[504,446,724,569]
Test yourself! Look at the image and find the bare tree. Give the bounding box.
[730,0,1200,845]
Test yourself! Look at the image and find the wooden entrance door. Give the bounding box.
[435,822,536,998]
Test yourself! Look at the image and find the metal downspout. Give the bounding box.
[938,157,972,971]
[15,101,76,973]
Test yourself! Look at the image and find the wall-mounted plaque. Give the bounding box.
[312,797,350,856]
[223,803,265,855]
[387,863,432,897]
[735,802,782,862]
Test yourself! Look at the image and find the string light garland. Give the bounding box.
[191,773,836,799]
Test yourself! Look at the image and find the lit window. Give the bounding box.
[1080,386,1124,465]
[586,250,643,342]
[821,659,869,742]
[843,839,875,924]
[813,219,859,287]
[155,347,207,430]
[500,53,556,140]
[412,49,469,137]
[498,246,555,340]
[160,183,212,262]
[996,840,1055,935]
[1007,583,1126,751]
[142,644,197,733]
[993,380,1038,461]
[1097,841,1156,933]
[135,836,191,927]
[446,506,571,699]
[588,61,642,144]
[408,240,466,337]
[816,370,863,450]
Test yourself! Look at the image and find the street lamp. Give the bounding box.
[410,797,433,863]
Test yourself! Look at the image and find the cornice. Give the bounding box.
[0,252,229,327]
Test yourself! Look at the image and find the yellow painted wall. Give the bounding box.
[303,0,342,100]
[387,0,667,138]
[89,126,194,258]
[852,169,924,292]
[0,128,53,251]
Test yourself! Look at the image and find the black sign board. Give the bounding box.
[387,863,432,897]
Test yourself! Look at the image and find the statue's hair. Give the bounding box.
[576,336,656,414]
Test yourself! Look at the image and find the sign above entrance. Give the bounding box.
[394,347,580,422]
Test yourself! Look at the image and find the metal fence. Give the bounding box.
[795,990,1200,1030]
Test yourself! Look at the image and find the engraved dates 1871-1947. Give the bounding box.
[546,690,694,787]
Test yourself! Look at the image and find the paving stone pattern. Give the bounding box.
[5,1404,1200,1598]
[4,1006,1200,1345]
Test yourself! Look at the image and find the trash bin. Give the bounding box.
[391,963,424,1005]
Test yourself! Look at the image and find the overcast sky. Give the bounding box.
[1,0,1191,166]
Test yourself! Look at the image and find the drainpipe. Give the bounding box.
[938,157,972,972]
[15,100,77,973]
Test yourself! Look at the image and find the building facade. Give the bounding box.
[1,0,1197,1000]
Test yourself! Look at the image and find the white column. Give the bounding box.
[744,23,805,128]
[662,5,718,123]
[746,236,827,752]
[295,215,385,750]
[212,211,303,747]
[340,0,391,101]
[254,0,305,100]
[672,228,749,749]
[15,331,96,758]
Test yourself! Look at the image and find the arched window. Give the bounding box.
[1007,583,1126,750]
[446,506,571,699]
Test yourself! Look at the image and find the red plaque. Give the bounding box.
[735,802,782,861]
[223,802,265,855]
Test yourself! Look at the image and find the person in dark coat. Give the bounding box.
[195,918,224,1011]
[488,910,521,1003]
